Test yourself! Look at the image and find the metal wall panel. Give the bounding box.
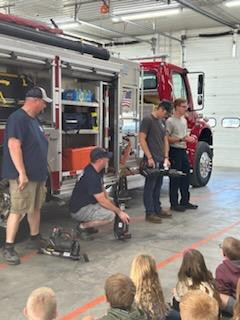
[185,33,240,168]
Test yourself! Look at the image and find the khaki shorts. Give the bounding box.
[9,180,47,215]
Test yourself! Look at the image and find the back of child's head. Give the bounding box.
[24,287,57,320]
[130,254,166,317]
[105,273,136,310]
[233,279,240,320]
[178,249,213,287]
[130,254,159,289]
[180,290,219,320]
[222,237,240,260]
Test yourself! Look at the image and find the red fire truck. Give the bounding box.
[0,15,212,239]
[141,60,213,187]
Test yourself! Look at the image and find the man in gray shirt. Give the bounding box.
[166,98,198,212]
[139,100,172,223]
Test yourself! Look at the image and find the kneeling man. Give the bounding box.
[69,147,130,239]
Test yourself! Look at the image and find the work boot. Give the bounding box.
[182,203,198,210]
[85,227,99,234]
[145,215,162,223]
[170,205,186,212]
[25,234,47,250]
[76,227,94,240]
[1,246,20,265]
[157,209,172,218]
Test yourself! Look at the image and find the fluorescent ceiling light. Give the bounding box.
[113,3,179,15]
[112,9,181,22]
[225,0,240,7]
[59,22,80,30]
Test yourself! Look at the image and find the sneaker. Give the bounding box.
[25,235,47,250]
[76,228,94,240]
[145,215,162,223]
[157,210,172,218]
[170,205,186,212]
[1,247,20,265]
[182,203,198,210]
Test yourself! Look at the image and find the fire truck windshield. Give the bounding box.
[141,72,157,90]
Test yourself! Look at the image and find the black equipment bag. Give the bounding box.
[0,72,34,105]
[39,226,89,261]
[62,112,93,132]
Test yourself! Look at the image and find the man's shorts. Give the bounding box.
[71,203,115,222]
[9,180,47,215]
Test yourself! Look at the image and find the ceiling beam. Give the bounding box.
[175,0,238,29]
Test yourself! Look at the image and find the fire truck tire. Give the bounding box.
[191,142,212,188]
[0,179,29,246]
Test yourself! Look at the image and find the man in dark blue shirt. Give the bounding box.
[69,147,130,240]
[1,87,51,265]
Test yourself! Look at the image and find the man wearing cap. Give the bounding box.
[1,86,52,265]
[139,100,172,223]
[69,147,130,240]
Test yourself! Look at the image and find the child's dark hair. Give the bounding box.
[178,249,215,288]
[178,249,222,306]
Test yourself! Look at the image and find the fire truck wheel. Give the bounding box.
[0,179,29,245]
[191,142,212,188]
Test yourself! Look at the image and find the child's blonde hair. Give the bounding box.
[130,254,166,318]
[25,287,57,320]
[180,290,219,320]
[222,237,240,260]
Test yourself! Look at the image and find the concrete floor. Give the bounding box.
[0,167,240,320]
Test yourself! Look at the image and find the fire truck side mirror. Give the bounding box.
[197,95,203,106]
[198,74,204,95]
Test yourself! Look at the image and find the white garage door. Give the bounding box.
[185,34,240,168]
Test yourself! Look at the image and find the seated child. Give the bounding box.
[180,290,219,320]
[23,287,57,320]
[130,254,180,320]
[172,249,220,311]
[99,273,147,320]
[215,237,240,315]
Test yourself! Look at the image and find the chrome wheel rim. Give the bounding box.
[199,152,212,179]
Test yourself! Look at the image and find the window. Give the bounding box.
[222,118,240,128]
[142,72,157,90]
[208,118,217,128]
[172,73,187,99]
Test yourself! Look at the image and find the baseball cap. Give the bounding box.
[159,100,172,113]
[26,87,52,103]
[90,147,113,162]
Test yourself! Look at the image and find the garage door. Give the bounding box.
[185,34,240,168]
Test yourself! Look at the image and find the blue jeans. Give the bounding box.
[143,161,163,216]
[169,147,190,207]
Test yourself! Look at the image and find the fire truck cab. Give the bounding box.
[141,60,213,188]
